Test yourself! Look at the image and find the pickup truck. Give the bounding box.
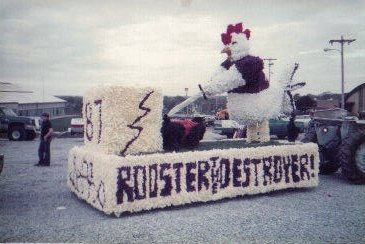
[269,117,306,139]
[69,118,84,135]
[214,117,306,139]
[0,107,37,141]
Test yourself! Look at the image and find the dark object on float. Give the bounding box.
[198,84,207,100]
[287,116,300,142]
[161,115,206,152]
[280,63,305,142]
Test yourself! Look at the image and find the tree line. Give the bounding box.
[58,93,327,116]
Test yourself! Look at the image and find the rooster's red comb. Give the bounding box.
[221,22,250,45]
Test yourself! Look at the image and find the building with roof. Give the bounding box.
[0,82,66,117]
[315,99,340,110]
[345,83,365,115]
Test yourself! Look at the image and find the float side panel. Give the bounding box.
[68,143,319,216]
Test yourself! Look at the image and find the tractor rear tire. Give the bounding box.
[318,146,341,175]
[319,163,340,175]
[339,124,365,184]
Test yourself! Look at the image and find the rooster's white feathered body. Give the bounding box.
[202,23,287,142]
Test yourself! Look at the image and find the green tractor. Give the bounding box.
[302,108,365,184]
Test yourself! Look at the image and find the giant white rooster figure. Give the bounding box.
[201,22,286,143]
[168,22,302,143]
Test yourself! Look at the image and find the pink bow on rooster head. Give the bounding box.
[221,23,251,45]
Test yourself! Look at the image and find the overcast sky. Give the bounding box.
[1,0,364,96]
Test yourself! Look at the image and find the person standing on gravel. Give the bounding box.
[35,113,53,167]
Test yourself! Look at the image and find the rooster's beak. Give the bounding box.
[221,46,231,56]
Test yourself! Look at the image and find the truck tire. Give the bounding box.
[339,124,365,184]
[8,126,25,141]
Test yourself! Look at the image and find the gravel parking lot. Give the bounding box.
[0,137,364,243]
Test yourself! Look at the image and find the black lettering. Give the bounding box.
[160,163,172,197]
[262,157,272,186]
[291,155,300,183]
[310,154,315,177]
[242,158,251,187]
[283,156,291,183]
[232,158,242,187]
[186,162,197,192]
[173,163,183,193]
[273,156,283,183]
[133,166,146,200]
[149,164,158,198]
[210,157,220,194]
[299,154,310,180]
[116,166,134,204]
[198,161,210,191]
[251,159,261,187]
[85,102,93,141]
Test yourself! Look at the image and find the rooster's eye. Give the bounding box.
[232,42,237,45]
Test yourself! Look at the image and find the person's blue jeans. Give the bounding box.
[38,138,51,165]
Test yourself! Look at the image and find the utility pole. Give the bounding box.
[263,58,277,82]
[328,35,356,109]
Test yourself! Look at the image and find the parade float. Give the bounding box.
[68,22,319,216]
